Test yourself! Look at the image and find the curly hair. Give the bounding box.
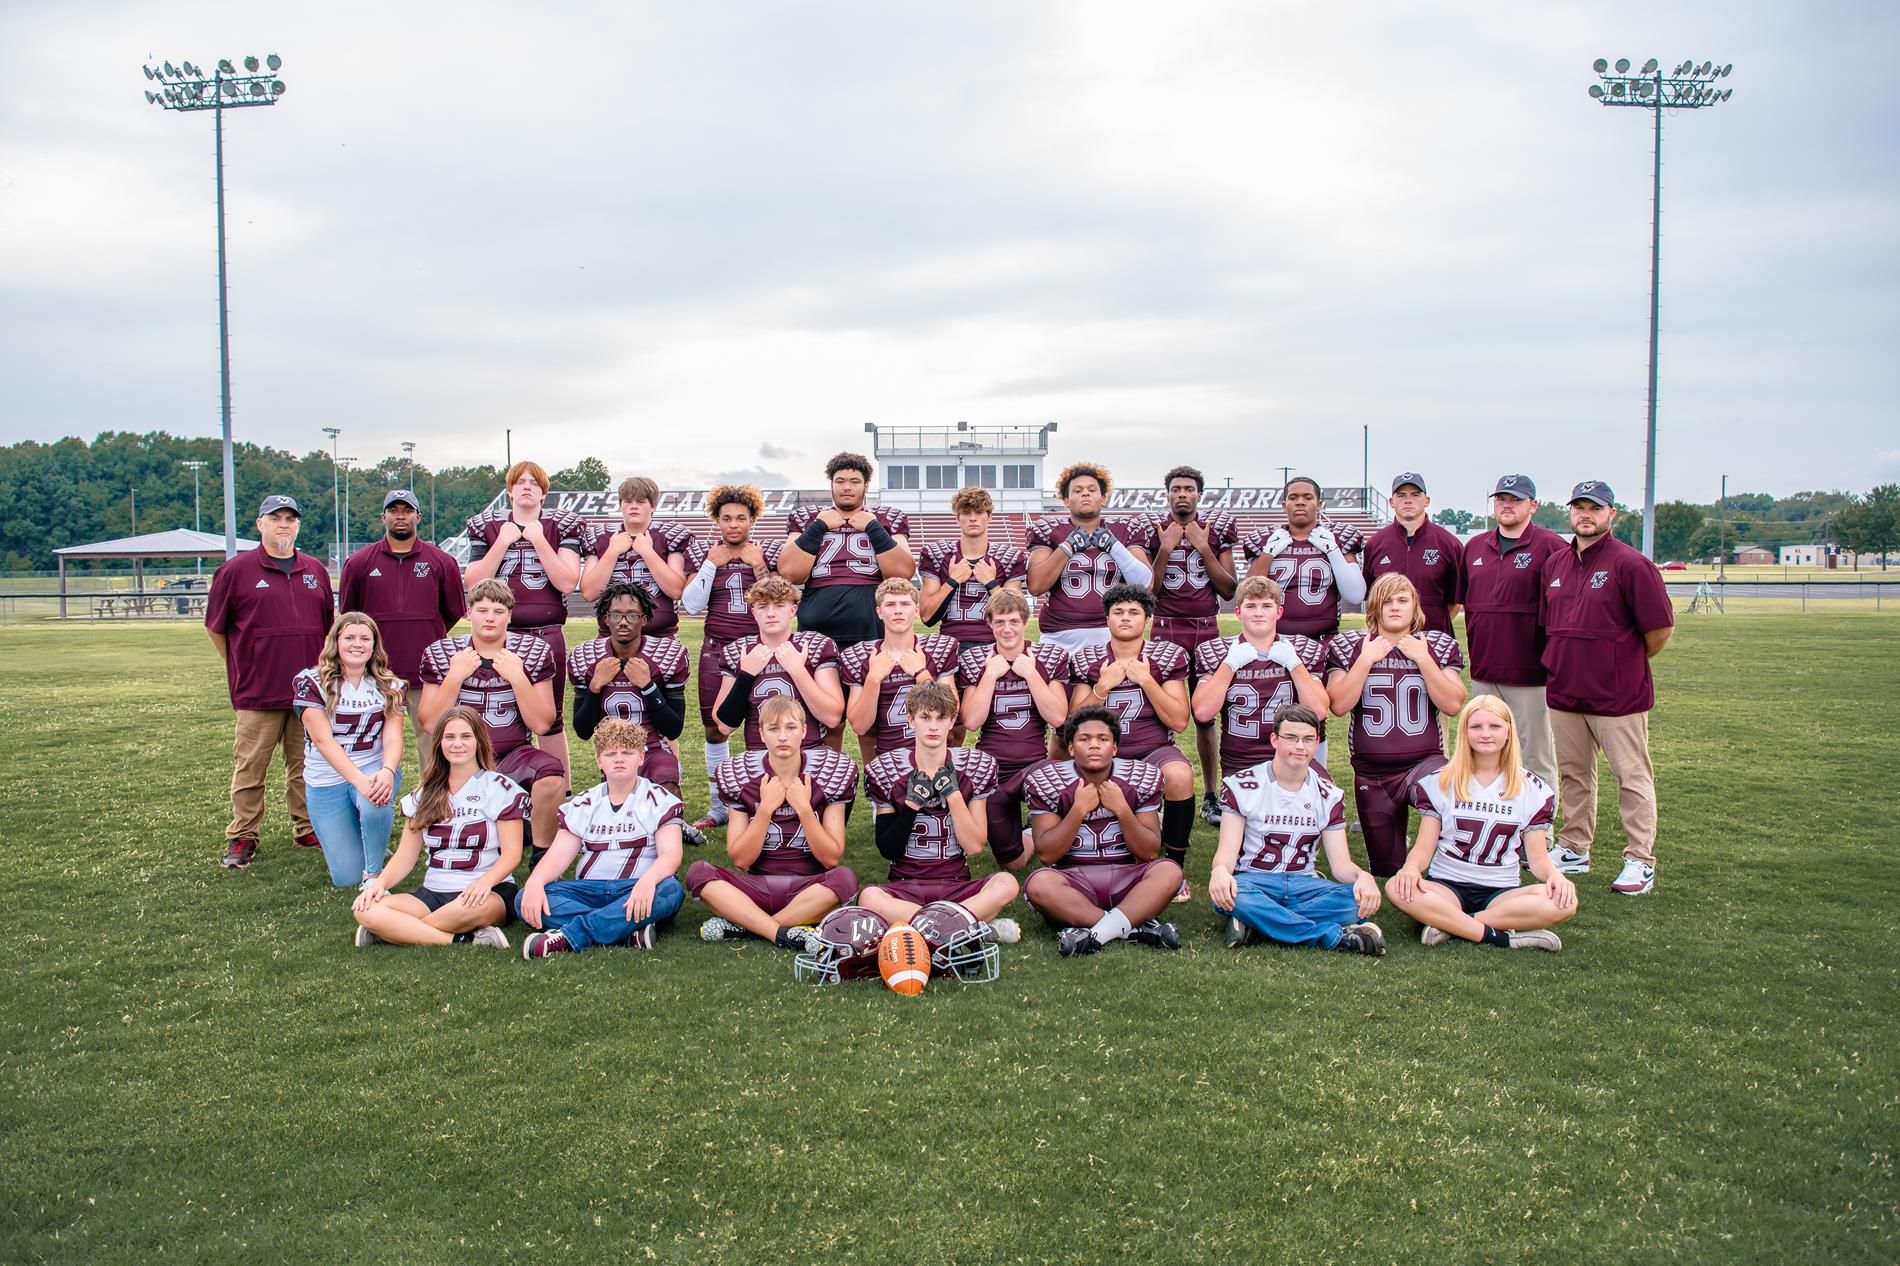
[1102,582,1154,617]
[1057,462,1111,498]
[825,452,873,481]
[746,575,801,607]
[1062,704,1121,746]
[706,483,764,520]
[595,581,654,626]
[1164,465,1205,491]
[950,486,994,514]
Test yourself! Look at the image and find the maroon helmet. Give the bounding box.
[793,904,890,984]
[908,900,1001,982]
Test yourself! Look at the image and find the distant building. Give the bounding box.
[1734,545,1776,565]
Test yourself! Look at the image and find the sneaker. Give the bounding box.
[1058,927,1103,957]
[1507,928,1563,951]
[219,837,257,869]
[690,813,725,834]
[1420,925,1451,947]
[700,916,746,942]
[470,926,508,949]
[1611,859,1655,895]
[353,925,379,948]
[1171,878,1193,904]
[1200,793,1223,827]
[629,924,656,950]
[1548,845,1591,875]
[989,917,1022,944]
[294,830,321,849]
[523,930,573,959]
[1344,921,1386,956]
[679,821,707,849]
[1224,917,1261,949]
[1128,919,1181,950]
[774,925,818,953]
[1334,927,1367,954]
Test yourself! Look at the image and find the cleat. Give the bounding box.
[679,821,707,849]
[1128,919,1181,950]
[1172,878,1193,904]
[470,926,509,949]
[1420,925,1451,947]
[629,923,656,950]
[1200,793,1223,827]
[1548,845,1591,875]
[700,916,746,943]
[294,830,321,849]
[523,930,573,959]
[1342,921,1386,956]
[1611,859,1655,894]
[690,813,725,834]
[219,837,257,869]
[773,925,818,952]
[1057,927,1103,957]
[353,925,379,948]
[1225,917,1261,949]
[989,917,1022,944]
[1507,928,1563,951]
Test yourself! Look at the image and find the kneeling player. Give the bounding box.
[352,706,521,949]
[957,588,1071,870]
[686,696,858,950]
[1023,708,1183,956]
[859,681,1021,935]
[1386,696,1575,950]
[1207,705,1384,955]
[516,719,686,958]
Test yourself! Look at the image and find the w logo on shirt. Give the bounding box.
[302,574,319,590]
[1590,570,1611,589]
[1514,554,1534,569]
[1423,549,1441,565]
[413,561,431,578]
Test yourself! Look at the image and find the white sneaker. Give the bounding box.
[701,916,745,942]
[1548,846,1591,874]
[1506,928,1563,951]
[1611,858,1656,894]
[1420,925,1451,947]
[989,917,1021,944]
[353,925,378,948]
[470,926,509,949]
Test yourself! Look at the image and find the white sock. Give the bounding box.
[1089,908,1133,943]
[704,740,730,815]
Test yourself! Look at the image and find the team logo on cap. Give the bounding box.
[1590,570,1610,589]
[1423,549,1441,566]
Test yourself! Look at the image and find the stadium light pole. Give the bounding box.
[179,458,209,577]
[402,441,416,491]
[1590,55,1734,559]
[142,54,288,561]
[322,426,342,566]
[340,456,357,561]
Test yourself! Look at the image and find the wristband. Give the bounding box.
[796,520,830,553]
[982,578,1001,592]
[640,681,662,695]
[864,520,897,554]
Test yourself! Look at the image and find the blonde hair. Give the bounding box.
[758,695,809,729]
[1234,575,1284,606]
[590,718,648,755]
[985,587,1031,621]
[1366,572,1426,633]
[875,577,919,605]
[466,578,515,609]
[316,612,402,719]
[746,576,800,607]
[1439,696,1526,804]
[950,487,993,514]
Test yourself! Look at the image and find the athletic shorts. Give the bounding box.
[683,862,858,914]
[697,638,729,731]
[1434,876,1511,917]
[1030,858,1177,917]
[1351,754,1447,877]
[517,622,567,724]
[496,743,566,789]
[797,585,880,649]
[869,875,990,907]
[414,879,521,925]
[640,743,681,789]
[983,758,1046,866]
[1150,617,1223,687]
[1131,742,1191,776]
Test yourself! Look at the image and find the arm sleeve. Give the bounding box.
[572,688,605,740]
[680,559,717,615]
[1330,551,1368,604]
[875,807,920,861]
[715,671,756,729]
[1108,538,1153,586]
[796,520,829,554]
[644,682,686,741]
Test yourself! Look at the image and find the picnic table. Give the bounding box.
[90,594,207,618]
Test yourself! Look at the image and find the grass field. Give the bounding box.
[2,614,1896,1264]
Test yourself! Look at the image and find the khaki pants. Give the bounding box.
[1549,708,1656,865]
[228,709,310,841]
[1470,680,1559,793]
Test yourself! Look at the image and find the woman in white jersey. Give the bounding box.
[294,613,406,888]
[1386,696,1577,951]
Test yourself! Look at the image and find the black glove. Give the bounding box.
[902,768,940,809]
[929,766,959,804]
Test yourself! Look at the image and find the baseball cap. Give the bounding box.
[383,489,419,509]
[1568,480,1615,507]
[258,494,301,517]
[1390,472,1428,494]
[1492,474,1537,499]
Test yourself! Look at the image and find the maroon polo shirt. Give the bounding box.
[205,548,335,711]
[1460,524,1566,686]
[339,538,467,684]
[1539,534,1674,717]
[1361,520,1466,635]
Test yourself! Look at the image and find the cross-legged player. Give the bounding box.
[686,697,859,950]
[841,578,960,764]
[1386,696,1575,951]
[957,588,1070,871]
[1023,708,1184,956]
[516,719,687,958]
[580,475,693,638]
[711,576,845,754]
[678,484,783,831]
[1324,574,1468,876]
[1025,462,1154,660]
[1207,704,1384,955]
[567,582,695,841]
[858,682,1021,935]
[778,451,915,662]
[1190,575,1330,789]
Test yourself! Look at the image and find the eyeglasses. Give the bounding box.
[1275,734,1319,747]
[604,612,642,624]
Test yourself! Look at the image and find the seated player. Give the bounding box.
[1387,696,1574,951]
[579,475,692,636]
[1024,707,1184,956]
[711,576,845,754]
[858,681,1021,936]
[1067,584,1196,898]
[1025,462,1154,657]
[351,706,521,949]
[294,612,406,888]
[957,588,1070,870]
[568,582,697,843]
[841,578,960,764]
[415,578,564,869]
[686,696,859,949]
[1324,573,1468,877]
[679,484,782,830]
[516,719,686,958]
[1190,576,1329,789]
[1207,704,1384,955]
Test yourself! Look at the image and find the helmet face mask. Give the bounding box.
[793,905,889,985]
[910,900,1002,984]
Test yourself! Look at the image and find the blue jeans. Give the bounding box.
[306,773,402,888]
[518,876,685,950]
[1216,871,1359,949]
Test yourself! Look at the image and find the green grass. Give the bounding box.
[2,615,1896,1264]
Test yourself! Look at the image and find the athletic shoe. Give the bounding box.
[773,925,818,953]
[1611,859,1656,895]
[219,837,257,869]
[629,923,656,950]
[1548,845,1591,875]
[1224,917,1261,949]
[523,930,573,959]
[1128,919,1181,950]
[679,821,707,849]
[353,925,379,948]
[989,917,1022,944]
[690,813,724,834]
[1507,928,1563,951]
[1420,925,1451,947]
[1172,879,1193,904]
[470,926,509,949]
[1345,921,1386,956]
[294,830,321,849]
[1058,927,1103,957]
[1200,793,1223,827]
[700,916,746,942]
[1333,926,1380,956]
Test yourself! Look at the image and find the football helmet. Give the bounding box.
[908,900,1001,983]
[792,904,890,985]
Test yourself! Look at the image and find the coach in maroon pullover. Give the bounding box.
[339,490,466,686]
[1360,472,1465,636]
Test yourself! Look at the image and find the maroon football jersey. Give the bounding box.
[1192,635,1326,776]
[1324,629,1464,771]
[1239,521,1368,637]
[956,640,1072,766]
[1461,524,1566,686]
[783,504,913,591]
[712,747,859,875]
[920,540,1029,642]
[588,520,697,637]
[416,632,556,757]
[838,634,961,758]
[1068,640,1189,759]
[865,747,1000,882]
[684,535,785,644]
[1024,758,1164,865]
[1540,535,1675,716]
[718,632,841,750]
[1360,521,1465,636]
[462,505,595,629]
[1146,511,1239,619]
[1025,517,1157,632]
[565,634,690,750]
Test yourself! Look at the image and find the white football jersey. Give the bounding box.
[1412,768,1556,888]
[291,668,397,788]
[556,779,683,881]
[401,770,530,894]
[1217,763,1346,877]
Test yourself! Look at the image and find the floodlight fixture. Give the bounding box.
[1642,58,1658,73]
[1594,57,1608,72]
[267,53,282,70]
[1589,84,1604,99]
[1615,57,1631,72]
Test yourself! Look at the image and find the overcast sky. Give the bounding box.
[2,1,1894,510]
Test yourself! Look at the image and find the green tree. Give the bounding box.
[552,457,611,490]
[1432,508,1482,533]
[1834,484,1899,569]
[1652,501,1706,562]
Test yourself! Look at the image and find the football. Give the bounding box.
[878,924,930,996]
